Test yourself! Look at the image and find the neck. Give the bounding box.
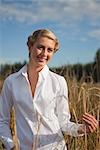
[27,62,44,75]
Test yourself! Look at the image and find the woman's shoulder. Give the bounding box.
[4,65,26,83]
[49,70,65,82]
[48,70,68,92]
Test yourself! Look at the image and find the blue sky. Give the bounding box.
[0,0,100,67]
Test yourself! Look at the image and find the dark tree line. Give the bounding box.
[0,61,27,80]
[51,49,100,82]
[0,49,100,82]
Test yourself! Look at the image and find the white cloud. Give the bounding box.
[0,0,100,24]
[1,0,99,43]
[0,4,38,23]
[88,29,100,40]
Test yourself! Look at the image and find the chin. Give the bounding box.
[37,62,46,67]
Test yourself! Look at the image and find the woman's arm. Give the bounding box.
[56,77,98,136]
[0,78,15,150]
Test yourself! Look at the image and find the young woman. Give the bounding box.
[0,29,98,150]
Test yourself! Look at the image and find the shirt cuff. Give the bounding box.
[77,124,85,136]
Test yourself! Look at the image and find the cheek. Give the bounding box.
[48,53,54,59]
[30,49,39,57]
[34,49,42,56]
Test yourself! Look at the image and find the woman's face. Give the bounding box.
[29,37,55,68]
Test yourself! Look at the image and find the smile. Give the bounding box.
[37,57,47,62]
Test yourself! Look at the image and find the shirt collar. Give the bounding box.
[21,64,49,80]
[39,65,49,79]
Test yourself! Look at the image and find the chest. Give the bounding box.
[28,76,38,98]
[12,75,59,115]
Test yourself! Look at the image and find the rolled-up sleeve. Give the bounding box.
[0,78,14,149]
[56,77,84,137]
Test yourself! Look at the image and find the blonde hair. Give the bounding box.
[27,29,59,52]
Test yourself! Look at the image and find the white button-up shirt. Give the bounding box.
[0,65,83,150]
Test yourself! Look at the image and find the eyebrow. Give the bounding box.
[37,43,54,49]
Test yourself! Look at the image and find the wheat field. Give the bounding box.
[0,75,100,150]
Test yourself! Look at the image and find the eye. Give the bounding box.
[37,45,44,50]
[47,48,54,53]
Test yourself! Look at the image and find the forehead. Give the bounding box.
[35,36,55,48]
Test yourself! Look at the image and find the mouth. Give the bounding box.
[37,57,47,62]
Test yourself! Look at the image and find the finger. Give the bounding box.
[83,113,97,123]
[83,117,97,131]
[82,116,98,128]
[83,113,98,126]
[88,125,95,133]
[83,116,97,127]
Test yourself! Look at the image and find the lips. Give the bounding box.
[37,57,47,62]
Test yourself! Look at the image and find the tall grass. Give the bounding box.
[65,75,100,150]
[0,75,100,150]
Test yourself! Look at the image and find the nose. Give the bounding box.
[41,49,48,56]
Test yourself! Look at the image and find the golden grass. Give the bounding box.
[66,76,100,150]
[0,76,100,150]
